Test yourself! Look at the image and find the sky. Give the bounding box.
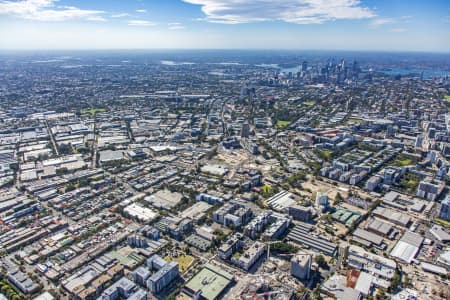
[0,0,449,52]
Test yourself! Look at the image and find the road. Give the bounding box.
[45,118,59,156]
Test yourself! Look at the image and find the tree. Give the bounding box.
[58,143,72,155]
[375,288,388,300]
[320,214,333,224]
[335,192,344,204]
[270,242,298,254]
[314,254,327,268]
[389,270,401,292]
[312,286,322,300]
[403,274,410,287]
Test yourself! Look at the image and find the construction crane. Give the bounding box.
[254,290,288,300]
[265,240,283,260]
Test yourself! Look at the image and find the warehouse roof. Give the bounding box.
[353,228,383,246]
[390,231,423,263]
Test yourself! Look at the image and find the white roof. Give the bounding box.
[390,240,419,263]
[438,251,450,265]
[33,292,55,300]
[390,231,423,263]
[421,262,448,275]
[355,271,373,295]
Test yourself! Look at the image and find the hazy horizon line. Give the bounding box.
[1,48,450,55]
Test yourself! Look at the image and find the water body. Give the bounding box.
[255,63,301,74]
[262,64,450,79]
[281,65,303,74]
[160,60,195,66]
[380,68,449,79]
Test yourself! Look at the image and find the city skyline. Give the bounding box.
[0,0,449,52]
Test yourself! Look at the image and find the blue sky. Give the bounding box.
[0,0,449,51]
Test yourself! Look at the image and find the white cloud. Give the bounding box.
[111,13,130,18]
[369,16,412,30]
[168,22,185,30]
[128,19,156,26]
[136,9,147,13]
[369,18,395,28]
[0,0,105,21]
[182,0,375,24]
[87,16,107,22]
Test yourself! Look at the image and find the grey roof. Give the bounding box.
[127,289,147,300]
[366,218,392,235]
[287,225,337,256]
[353,228,383,246]
[429,225,450,242]
[401,231,424,248]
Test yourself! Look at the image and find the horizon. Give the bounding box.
[1,48,450,55]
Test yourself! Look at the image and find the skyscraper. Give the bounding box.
[439,196,450,221]
[241,122,250,138]
[302,61,308,72]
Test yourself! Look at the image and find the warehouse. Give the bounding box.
[366,218,393,237]
[266,190,297,212]
[372,207,411,227]
[144,189,184,210]
[352,228,384,248]
[124,203,159,223]
[390,231,423,263]
[429,225,450,242]
[420,262,448,276]
[287,223,337,256]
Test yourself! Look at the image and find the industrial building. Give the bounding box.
[352,228,385,249]
[347,245,396,285]
[372,206,411,227]
[183,264,234,300]
[287,223,337,256]
[266,190,297,212]
[390,231,424,264]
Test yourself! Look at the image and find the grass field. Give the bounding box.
[444,95,450,101]
[391,153,419,167]
[262,184,272,193]
[165,254,194,273]
[302,100,316,106]
[178,109,187,114]
[320,149,332,160]
[398,173,421,193]
[82,108,107,115]
[345,118,362,125]
[276,120,291,128]
[396,158,414,166]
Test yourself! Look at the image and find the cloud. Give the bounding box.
[369,16,412,29]
[0,0,105,21]
[182,0,375,24]
[87,16,107,22]
[369,18,395,28]
[127,19,156,26]
[111,13,130,18]
[168,22,185,30]
[136,9,147,13]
